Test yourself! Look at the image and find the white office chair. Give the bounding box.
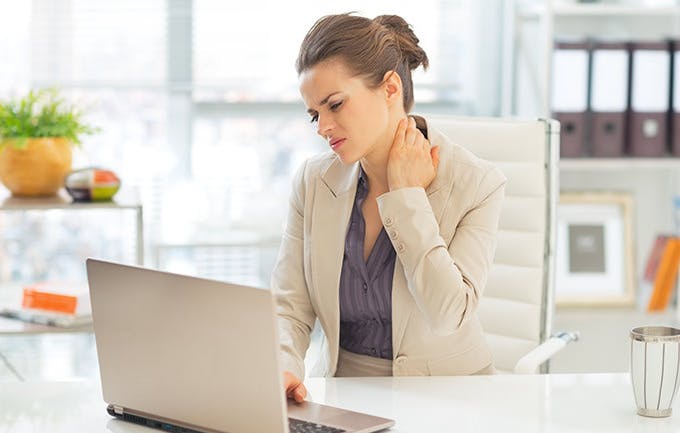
[427,115,578,374]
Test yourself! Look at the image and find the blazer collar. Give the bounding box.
[320,155,360,198]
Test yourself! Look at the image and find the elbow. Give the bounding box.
[426,290,479,336]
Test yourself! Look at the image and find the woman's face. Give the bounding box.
[299,59,393,164]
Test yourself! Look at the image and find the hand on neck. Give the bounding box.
[360,112,409,194]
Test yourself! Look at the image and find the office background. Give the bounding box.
[0,0,679,381]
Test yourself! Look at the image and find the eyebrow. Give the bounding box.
[306,92,341,115]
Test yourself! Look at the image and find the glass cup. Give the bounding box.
[630,326,680,417]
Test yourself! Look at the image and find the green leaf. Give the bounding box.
[0,88,99,145]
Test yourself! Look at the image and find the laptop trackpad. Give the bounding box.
[287,400,394,431]
[288,400,337,422]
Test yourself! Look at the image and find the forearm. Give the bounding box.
[377,187,472,334]
[376,176,504,335]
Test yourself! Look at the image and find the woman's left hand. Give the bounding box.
[387,117,440,191]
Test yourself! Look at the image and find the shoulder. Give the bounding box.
[419,115,506,196]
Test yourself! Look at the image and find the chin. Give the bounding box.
[335,151,360,165]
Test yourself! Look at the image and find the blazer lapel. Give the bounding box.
[310,156,359,371]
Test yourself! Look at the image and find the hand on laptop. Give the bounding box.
[284,371,307,403]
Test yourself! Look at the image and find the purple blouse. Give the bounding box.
[338,167,396,360]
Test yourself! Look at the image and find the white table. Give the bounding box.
[0,373,677,433]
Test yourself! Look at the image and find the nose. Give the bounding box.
[316,113,334,138]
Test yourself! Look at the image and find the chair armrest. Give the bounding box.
[513,332,580,374]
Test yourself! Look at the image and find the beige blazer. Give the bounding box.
[272,115,507,378]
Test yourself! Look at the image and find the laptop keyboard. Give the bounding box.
[289,418,346,433]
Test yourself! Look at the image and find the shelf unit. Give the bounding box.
[509,0,680,314]
[0,189,144,264]
[0,189,144,335]
[560,157,680,171]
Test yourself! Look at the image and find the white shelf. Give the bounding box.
[0,315,92,335]
[554,4,680,17]
[560,158,680,171]
[0,188,141,210]
[521,3,680,19]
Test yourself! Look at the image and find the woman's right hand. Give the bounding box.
[283,371,307,403]
[387,117,440,191]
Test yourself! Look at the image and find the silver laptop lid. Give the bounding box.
[87,258,288,433]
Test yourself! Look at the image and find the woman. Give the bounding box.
[272,13,507,402]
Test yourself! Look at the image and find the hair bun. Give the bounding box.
[373,15,429,71]
[373,15,411,34]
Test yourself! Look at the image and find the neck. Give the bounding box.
[360,150,389,194]
[360,112,408,194]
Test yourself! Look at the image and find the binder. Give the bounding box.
[628,41,670,157]
[670,39,680,157]
[647,238,680,312]
[552,41,590,158]
[589,41,629,157]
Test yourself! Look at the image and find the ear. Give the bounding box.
[382,70,403,107]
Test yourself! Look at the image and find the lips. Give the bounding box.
[330,138,346,150]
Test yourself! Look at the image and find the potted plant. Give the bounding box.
[0,88,98,197]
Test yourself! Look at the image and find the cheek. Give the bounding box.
[352,98,388,134]
[360,102,390,142]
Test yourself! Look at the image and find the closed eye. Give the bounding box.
[329,101,343,111]
[309,113,318,123]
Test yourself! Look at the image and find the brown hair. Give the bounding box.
[296,13,429,113]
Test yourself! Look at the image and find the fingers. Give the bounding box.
[286,383,307,402]
[403,117,418,148]
[394,117,429,149]
[392,118,408,149]
[293,384,307,402]
[283,371,307,402]
[431,145,440,170]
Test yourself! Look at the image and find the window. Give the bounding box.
[0,0,504,284]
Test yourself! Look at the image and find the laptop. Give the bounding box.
[86,258,395,433]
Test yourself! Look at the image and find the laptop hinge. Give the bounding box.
[112,405,124,415]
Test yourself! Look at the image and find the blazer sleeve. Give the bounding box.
[271,160,317,380]
[376,165,506,336]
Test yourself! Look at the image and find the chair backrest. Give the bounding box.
[427,115,559,373]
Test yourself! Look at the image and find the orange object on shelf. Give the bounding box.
[21,282,89,315]
[647,238,680,312]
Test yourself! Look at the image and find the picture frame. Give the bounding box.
[555,192,635,307]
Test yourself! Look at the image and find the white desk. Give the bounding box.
[0,373,677,433]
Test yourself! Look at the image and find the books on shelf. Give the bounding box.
[0,281,92,328]
[646,236,680,312]
[644,235,673,282]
